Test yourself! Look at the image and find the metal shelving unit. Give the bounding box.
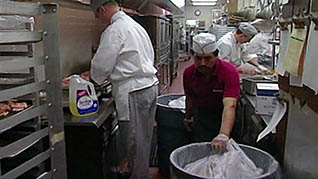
[0,1,67,178]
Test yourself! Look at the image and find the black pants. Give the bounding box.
[192,108,222,142]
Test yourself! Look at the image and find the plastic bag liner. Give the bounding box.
[170,140,280,179]
[168,95,186,113]
[184,139,263,178]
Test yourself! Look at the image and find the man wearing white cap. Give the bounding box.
[247,19,274,69]
[183,33,240,153]
[217,22,269,74]
[89,0,158,178]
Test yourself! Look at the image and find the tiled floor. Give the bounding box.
[150,58,193,179]
[168,59,193,94]
[150,167,167,179]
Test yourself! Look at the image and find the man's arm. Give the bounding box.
[248,58,271,73]
[219,97,237,136]
[211,97,237,153]
[217,43,232,62]
[185,95,194,119]
[90,31,123,84]
[248,57,261,67]
[184,95,194,132]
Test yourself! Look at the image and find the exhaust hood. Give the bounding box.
[149,0,183,14]
[120,0,183,15]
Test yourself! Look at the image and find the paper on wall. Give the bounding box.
[290,74,303,87]
[284,27,307,76]
[257,102,287,142]
[303,23,318,94]
[275,29,290,75]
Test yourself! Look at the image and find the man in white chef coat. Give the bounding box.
[217,22,269,75]
[90,0,158,178]
[247,19,274,69]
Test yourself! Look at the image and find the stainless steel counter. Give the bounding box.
[63,97,115,128]
[62,97,120,179]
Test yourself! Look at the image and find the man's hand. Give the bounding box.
[238,67,256,75]
[243,68,257,75]
[211,134,229,154]
[80,71,90,81]
[184,118,193,132]
[257,65,272,75]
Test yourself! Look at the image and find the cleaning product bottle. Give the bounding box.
[69,75,98,117]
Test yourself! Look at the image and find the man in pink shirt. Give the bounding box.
[183,33,240,153]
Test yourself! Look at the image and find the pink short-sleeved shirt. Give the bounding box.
[183,58,240,112]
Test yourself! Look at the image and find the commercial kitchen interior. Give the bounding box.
[1,0,318,178]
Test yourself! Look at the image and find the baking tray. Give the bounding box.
[0,100,33,120]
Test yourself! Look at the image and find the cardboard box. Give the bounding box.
[255,96,278,115]
[255,83,279,115]
[256,83,279,96]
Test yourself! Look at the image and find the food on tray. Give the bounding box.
[10,102,28,112]
[0,103,11,116]
[0,101,28,117]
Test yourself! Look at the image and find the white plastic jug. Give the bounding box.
[69,75,99,117]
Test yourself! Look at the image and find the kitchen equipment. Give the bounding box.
[242,76,278,95]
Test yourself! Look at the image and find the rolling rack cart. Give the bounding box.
[0,1,67,178]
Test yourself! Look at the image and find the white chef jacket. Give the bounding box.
[217,31,257,67]
[90,11,158,121]
[246,32,273,58]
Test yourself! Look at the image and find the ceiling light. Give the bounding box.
[192,2,216,6]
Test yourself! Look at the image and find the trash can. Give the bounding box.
[156,94,192,177]
[170,142,281,179]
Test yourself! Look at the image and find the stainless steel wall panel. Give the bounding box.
[30,1,105,77]
[57,6,104,77]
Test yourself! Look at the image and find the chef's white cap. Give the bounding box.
[90,0,117,13]
[192,33,217,54]
[238,22,258,37]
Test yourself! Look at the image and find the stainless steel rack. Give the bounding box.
[0,1,67,178]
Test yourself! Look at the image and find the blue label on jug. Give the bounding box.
[76,89,98,115]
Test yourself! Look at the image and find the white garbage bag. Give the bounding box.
[184,139,263,178]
